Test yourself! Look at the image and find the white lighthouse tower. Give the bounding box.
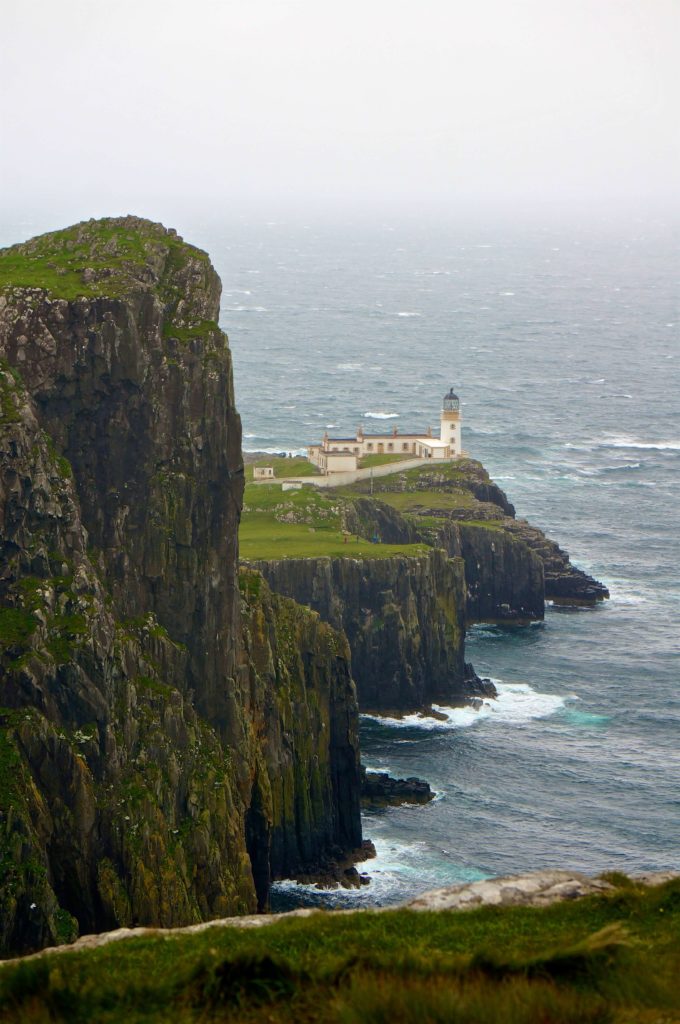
[440,387,462,456]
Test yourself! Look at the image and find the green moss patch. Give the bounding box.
[0,609,39,654]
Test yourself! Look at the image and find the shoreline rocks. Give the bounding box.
[361,767,434,807]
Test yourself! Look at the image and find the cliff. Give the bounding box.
[0,218,361,956]
[240,453,606,710]
[253,549,479,710]
[345,460,608,620]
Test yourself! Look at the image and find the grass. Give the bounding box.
[240,483,429,560]
[0,218,210,302]
[0,877,678,1022]
[367,489,478,512]
[245,457,321,482]
[358,453,414,468]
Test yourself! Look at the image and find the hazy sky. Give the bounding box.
[1,0,679,222]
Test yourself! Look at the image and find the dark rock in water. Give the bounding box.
[464,662,497,698]
[361,766,434,807]
[0,217,361,956]
[289,840,377,889]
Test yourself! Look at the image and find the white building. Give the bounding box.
[308,388,463,474]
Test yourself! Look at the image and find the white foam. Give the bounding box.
[243,446,308,457]
[499,291,515,296]
[600,436,680,452]
[362,682,564,733]
[364,411,400,419]
[337,362,363,371]
[225,305,268,312]
[395,311,421,317]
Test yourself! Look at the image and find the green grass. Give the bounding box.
[358,453,414,468]
[0,878,678,1022]
[368,489,478,512]
[240,483,429,560]
[245,456,321,481]
[0,218,210,302]
[240,519,429,561]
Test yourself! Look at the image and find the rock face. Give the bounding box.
[0,218,361,956]
[252,549,477,710]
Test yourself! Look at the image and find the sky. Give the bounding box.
[1,0,679,225]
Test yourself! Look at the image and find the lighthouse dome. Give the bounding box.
[443,387,460,411]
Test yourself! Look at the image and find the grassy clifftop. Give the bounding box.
[240,479,429,560]
[0,875,678,1023]
[0,217,210,301]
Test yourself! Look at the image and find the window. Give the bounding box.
[367,443,373,451]
[387,443,393,451]
[402,442,409,451]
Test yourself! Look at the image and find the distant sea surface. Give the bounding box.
[3,212,679,907]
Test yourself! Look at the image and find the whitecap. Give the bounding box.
[243,446,308,457]
[361,682,564,733]
[225,305,268,312]
[499,291,515,296]
[337,362,363,371]
[396,311,421,318]
[600,437,680,452]
[364,411,400,419]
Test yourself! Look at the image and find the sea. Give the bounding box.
[2,210,679,907]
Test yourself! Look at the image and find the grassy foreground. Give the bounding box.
[1,877,679,1023]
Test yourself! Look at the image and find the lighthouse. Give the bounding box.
[440,387,462,456]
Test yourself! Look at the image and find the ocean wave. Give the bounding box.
[395,311,421,318]
[224,305,268,312]
[499,291,515,296]
[364,411,399,419]
[270,837,453,908]
[361,683,565,732]
[600,437,680,452]
[337,362,363,371]
[242,446,308,457]
[599,462,642,473]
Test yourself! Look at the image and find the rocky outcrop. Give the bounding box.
[251,549,480,710]
[504,520,609,604]
[345,460,608,621]
[0,218,362,956]
[360,767,434,807]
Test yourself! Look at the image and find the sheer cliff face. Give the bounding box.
[0,220,242,730]
[0,218,360,955]
[255,551,467,710]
